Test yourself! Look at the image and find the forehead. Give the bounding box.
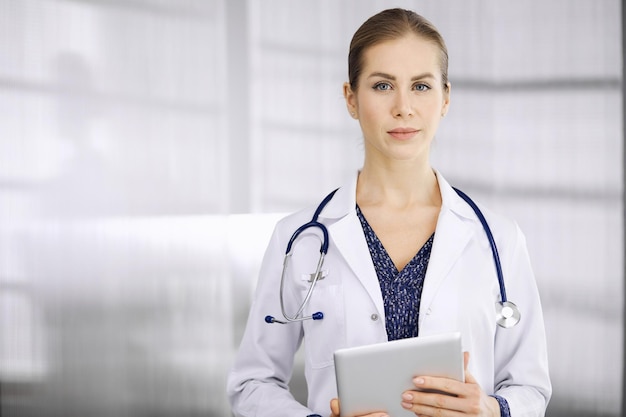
[360,34,442,77]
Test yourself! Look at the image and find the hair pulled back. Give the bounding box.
[348,9,449,91]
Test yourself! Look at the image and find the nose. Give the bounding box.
[392,90,414,118]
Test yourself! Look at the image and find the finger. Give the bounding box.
[330,397,389,417]
[462,351,481,385]
[412,375,465,397]
[462,350,478,384]
[464,367,478,385]
[402,389,466,414]
[330,398,340,417]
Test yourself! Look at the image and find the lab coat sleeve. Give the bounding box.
[227,220,316,417]
[493,222,552,416]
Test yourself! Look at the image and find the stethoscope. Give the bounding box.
[265,187,521,329]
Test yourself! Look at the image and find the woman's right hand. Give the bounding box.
[329,398,389,417]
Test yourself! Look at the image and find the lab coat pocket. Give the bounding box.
[302,282,345,369]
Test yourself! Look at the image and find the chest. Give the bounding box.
[357,205,439,271]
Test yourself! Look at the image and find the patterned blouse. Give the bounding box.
[356,205,433,340]
[355,205,511,417]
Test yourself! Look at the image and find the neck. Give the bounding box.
[356,160,441,208]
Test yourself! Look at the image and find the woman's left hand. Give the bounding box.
[400,352,501,417]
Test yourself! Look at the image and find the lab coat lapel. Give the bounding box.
[420,208,472,313]
[330,214,384,316]
[321,177,385,318]
[420,173,476,321]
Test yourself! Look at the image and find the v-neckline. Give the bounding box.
[356,205,434,276]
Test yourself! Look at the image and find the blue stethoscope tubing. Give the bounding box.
[265,187,520,328]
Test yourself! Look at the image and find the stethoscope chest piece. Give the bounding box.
[496,301,521,328]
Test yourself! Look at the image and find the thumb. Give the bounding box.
[463,351,477,384]
[330,398,340,417]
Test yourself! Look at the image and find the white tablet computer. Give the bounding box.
[333,332,464,417]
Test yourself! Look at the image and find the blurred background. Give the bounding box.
[0,0,622,416]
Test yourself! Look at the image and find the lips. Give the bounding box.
[387,127,419,140]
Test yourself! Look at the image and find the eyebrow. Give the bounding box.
[367,71,436,81]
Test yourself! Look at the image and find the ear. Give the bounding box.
[441,82,451,117]
[343,82,358,119]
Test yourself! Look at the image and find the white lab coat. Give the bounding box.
[227,171,551,417]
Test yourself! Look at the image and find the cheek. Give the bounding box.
[424,97,446,120]
[358,97,386,124]
[360,105,378,125]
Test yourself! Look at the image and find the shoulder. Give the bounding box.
[271,190,344,242]
[462,193,525,253]
[472,200,521,241]
[273,175,358,235]
[436,171,524,247]
[273,204,318,236]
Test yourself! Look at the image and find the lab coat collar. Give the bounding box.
[317,174,357,220]
[437,171,478,221]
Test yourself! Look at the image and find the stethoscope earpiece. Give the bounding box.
[265,315,286,324]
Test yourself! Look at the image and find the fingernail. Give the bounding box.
[413,377,425,385]
[402,392,413,401]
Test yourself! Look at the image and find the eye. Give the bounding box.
[373,82,392,91]
[413,83,431,92]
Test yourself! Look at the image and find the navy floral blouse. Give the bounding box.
[356,205,433,340]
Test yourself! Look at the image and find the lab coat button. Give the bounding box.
[370,313,379,321]
[426,308,432,315]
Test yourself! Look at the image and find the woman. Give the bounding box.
[227,8,551,417]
